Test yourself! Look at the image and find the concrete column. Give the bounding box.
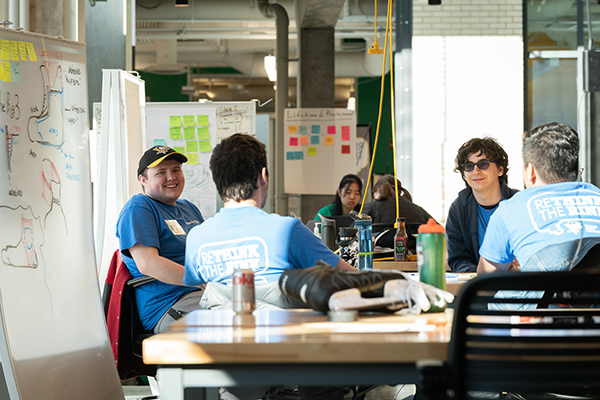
[298,26,336,222]
[30,0,62,37]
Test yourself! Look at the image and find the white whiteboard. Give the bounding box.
[145,102,256,218]
[284,108,357,195]
[0,29,122,399]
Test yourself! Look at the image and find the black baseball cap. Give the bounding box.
[137,145,188,176]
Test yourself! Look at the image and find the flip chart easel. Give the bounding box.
[0,29,122,399]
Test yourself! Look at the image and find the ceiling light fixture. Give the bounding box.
[175,0,189,7]
[264,54,277,82]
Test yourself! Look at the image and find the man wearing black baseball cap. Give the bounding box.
[116,145,205,333]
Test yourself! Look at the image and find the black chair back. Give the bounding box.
[447,271,600,399]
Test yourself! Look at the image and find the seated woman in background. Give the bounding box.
[362,174,433,225]
[314,174,363,221]
[362,175,434,251]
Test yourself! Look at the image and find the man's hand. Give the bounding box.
[128,243,187,286]
[336,259,356,271]
[477,257,511,274]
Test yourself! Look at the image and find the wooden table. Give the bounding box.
[143,309,452,400]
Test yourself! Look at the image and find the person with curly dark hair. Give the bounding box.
[446,137,519,273]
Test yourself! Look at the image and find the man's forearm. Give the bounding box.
[129,244,187,286]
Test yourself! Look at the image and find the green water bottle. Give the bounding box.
[417,218,447,312]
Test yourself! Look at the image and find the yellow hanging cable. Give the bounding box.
[368,0,384,54]
[386,0,400,229]
[359,0,392,214]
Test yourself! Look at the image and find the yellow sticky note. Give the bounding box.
[2,61,11,82]
[186,140,198,153]
[173,146,185,154]
[9,41,18,61]
[169,127,181,139]
[17,41,27,61]
[25,42,37,62]
[183,115,195,127]
[187,153,199,165]
[325,136,334,145]
[2,41,10,61]
[169,115,182,127]
[288,125,298,133]
[198,140,212,153]
[183,127,196,139]
[197,115,209,126]
[197,127,210,139]
[308,147,317,156]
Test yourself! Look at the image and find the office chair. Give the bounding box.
[103,250,157,381]
[417,271,600,400]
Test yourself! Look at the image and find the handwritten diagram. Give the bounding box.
[28,60,65,147]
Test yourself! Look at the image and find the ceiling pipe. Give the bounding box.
[258,0,289,216]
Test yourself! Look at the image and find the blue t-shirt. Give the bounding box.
[116,194,204,330]
[477,203,499,248]
[184,206,340,286]
[480,182,600,267]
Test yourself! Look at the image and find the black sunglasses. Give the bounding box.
[461,160,496,172]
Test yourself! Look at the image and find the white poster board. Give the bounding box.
[284,108,357,195]
[0,29,122,399]
[145,102,256,218]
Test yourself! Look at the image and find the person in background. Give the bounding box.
[116,145,205,334]
[362,174,433,225]
[314,174,363,221]
[446,137,519,273]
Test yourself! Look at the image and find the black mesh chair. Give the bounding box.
[418,271,600,400]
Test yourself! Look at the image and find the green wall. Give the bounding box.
[139,71,188,102]
[357,73,394,175]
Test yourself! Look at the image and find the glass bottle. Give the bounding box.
[394,217,408,261]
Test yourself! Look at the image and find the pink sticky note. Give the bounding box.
[289,137,298,146]
[327,125,336,134]
[341,145,351,154]
[341,130,350,141]
[299,136,309,145]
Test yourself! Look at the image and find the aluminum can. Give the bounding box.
[232,268,256,314]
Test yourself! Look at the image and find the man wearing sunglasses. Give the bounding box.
[446,137,519,273]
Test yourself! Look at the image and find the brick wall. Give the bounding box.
[413,0,523,36]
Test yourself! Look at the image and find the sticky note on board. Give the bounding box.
[169,115,182,127]
[299,136,309,146]
[310,135,320,145]
[197,115,209,126]
[154,139,167,146]
[25,42,37,61]
[197,127,210,139]
[187,153,199,165]
[173,146,185,154]
[341,130,350,141]
[298,125,307,135]
[341,145,351,154]
[311,125,320,134]
[308,147,317,156]
[17,42,27,61]
[2,41,11,60]
[183,127,196,139]
[10,63,20,82]
[327,125,336,134]
[2,61,11,82]
[289,137,298,146]
[186,140,198,152]
[286,151,304,160]
[198,140,211,153]
[183,115,195,127]
[169,127,182,139]
[325,136,334,146]
[288,125,298,133]
[9,41,18,61]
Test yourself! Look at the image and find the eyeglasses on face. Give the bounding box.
[461,160,496,172]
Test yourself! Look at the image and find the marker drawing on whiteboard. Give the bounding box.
[27,63,65,147]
